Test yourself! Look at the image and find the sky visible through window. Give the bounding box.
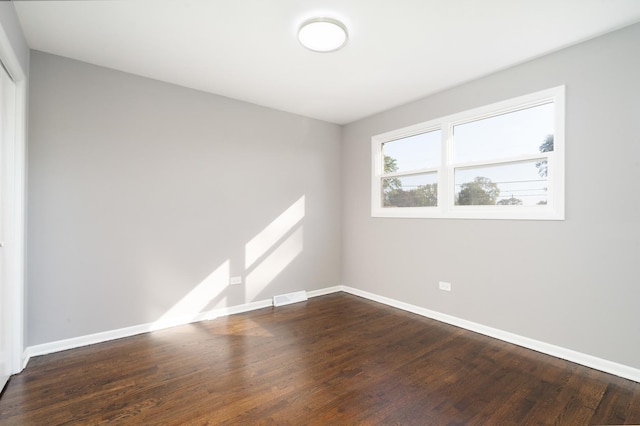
[454,103,554,163]
[383,130,440,172]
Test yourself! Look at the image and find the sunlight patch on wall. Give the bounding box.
[245,196,305,269]
[152,196,306,331]
[245,226,304,301]
[151,260,230,331]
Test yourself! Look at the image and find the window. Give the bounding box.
[381,129,440,208]
[371,86,565,220]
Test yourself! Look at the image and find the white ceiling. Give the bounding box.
[14,0,640,124]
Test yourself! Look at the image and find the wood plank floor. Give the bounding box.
[2,293,640,425]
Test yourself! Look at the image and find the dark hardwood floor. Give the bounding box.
[1,293,640,425]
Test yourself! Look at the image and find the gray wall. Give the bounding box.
[342,23,640,369]
[28,51,341,345]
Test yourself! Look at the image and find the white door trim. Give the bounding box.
[0,21,27,379]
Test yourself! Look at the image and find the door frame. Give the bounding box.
[0,23,27,379]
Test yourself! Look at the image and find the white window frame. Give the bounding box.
[371,86,565,220]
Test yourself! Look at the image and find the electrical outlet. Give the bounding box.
[438,281,451,292]
[229,276,242,286]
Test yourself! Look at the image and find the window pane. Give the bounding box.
[454,103,554,163]
[383,173,437,207]
[454,161,548,206]
[382,130,441,173]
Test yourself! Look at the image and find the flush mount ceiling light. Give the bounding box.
[298,18,348,53]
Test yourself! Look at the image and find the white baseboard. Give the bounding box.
[24,285,345,363]
[342,285,640,383]
[23,284,639,383]
[307,286,342,298]
[25,298,275,360]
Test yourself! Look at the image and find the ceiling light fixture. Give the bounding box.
[298,18,348,53]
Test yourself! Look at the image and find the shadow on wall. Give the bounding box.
[151,195,305,330]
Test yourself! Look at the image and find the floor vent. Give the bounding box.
[273,291,308,307]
